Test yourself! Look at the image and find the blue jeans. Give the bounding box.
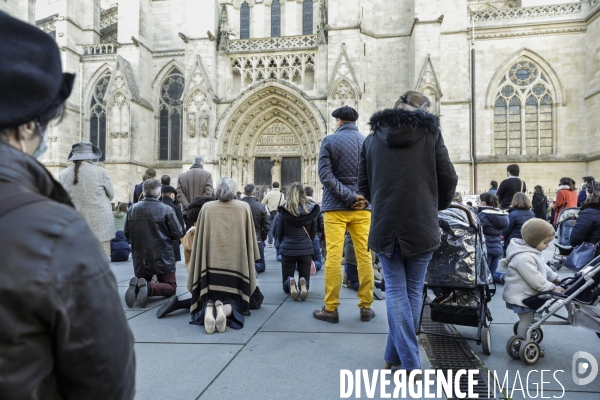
[267,213,276,244]
[487,254,505,283]
[255,241,266,273]
[378,243,433,369]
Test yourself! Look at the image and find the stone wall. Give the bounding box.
[16,0,599,202]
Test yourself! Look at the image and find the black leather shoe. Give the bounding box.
[137,278,149,308]
[156,295,179,318]
[125,277,138,308]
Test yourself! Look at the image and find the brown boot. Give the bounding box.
[313,306,339,323]
[360,308,375,321]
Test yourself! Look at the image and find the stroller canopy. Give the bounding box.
[426,205,493,288]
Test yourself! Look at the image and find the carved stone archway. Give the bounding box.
[216,80,326,196]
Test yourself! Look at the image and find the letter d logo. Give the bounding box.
[572,351,598,385]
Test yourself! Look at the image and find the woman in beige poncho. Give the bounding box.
[156,177,259,333]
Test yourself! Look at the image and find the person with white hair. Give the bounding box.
[187,177,260,333]
[176,155,214,230]
[124,179,183,308]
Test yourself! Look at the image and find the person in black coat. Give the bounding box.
[133,168,156,203]
[305,186,324,270]
[358,91,457,371]
[161,185,185,262]
[276,183,321,301]
[241,183,270,273]
[496,164,527,210]
[502,192,535,253]
[578,176,595,207]
[0,11,134,398]
[111,230,131,262]
[532,185,548,220]
[125,180,183,308]
[570,183,600,247]
[478,193,508,283]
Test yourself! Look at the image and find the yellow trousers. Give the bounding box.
[323,210,374,311]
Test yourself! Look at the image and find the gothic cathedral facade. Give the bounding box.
[3,0,599,202]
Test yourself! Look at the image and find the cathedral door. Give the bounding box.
[281,157,301,194]
[254,157,273,200]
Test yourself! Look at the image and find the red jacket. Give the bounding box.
[553,188,578,225]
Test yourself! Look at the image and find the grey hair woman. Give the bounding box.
[215,177,237,202]
[187,176,260,334]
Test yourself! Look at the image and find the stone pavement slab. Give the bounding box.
[128,303,279,345]
[135,343,242,399]
[261,296,389,334]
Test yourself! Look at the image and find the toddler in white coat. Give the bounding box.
[502,219,565,341]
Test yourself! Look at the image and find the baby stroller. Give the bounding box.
[506,255,600,365]
[417,203,495,355]
[547,207,580,271]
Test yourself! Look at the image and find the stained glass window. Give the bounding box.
[271,0,281,37]
[303,0,313,35]
[493,60,554,155]
[158,69,185,161]
[89,72,111,161]
[240,2,250,39]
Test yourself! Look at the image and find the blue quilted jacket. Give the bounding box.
[318,123,371,212]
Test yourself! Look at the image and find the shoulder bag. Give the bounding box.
[564,241,600,271]
[302,226,317,276]
[270,192,283,217]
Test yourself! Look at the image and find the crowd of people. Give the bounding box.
[2,10,600,397]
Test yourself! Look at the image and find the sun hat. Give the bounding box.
[67,141,102,161]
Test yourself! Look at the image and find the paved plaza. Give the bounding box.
[112,245,600,400]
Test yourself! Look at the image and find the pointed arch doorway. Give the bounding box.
[216,80,326,200]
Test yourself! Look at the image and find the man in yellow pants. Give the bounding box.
[313,106,374,323]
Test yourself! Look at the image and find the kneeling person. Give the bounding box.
[125,179,183,307]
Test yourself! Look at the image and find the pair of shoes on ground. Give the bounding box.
[125,277,149,308]
[204,300,227,334]
[289,277,308,301]
[312,306,376,323]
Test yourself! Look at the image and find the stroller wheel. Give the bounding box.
[530,328,544,344]
[506,335,523,360]
[519,340,541,366]
[513,321,519,335]
[481,327,492,355]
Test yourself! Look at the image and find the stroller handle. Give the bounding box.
[448,203,476,228]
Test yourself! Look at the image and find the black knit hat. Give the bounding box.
[0,11,75,130]
[332,105,358,122]
[161,185,177,195]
